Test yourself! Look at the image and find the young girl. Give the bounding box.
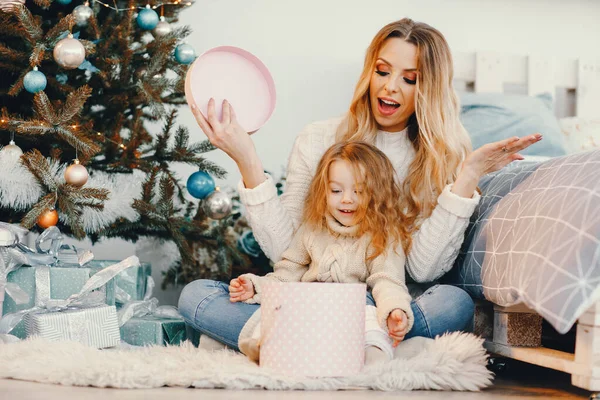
[229,141,413,365]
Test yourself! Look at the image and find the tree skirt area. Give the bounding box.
[0,332,493,391]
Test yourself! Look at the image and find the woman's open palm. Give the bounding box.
[463,134,543,177]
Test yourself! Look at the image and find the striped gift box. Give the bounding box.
[25,305,120,348]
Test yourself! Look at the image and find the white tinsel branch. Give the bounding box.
[0,150,145,233]
[0,149,59,210]
[76,170,145,233]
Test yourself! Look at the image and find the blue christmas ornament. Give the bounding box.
[55,0,72,5]
[23,67,47,93]
[238,230,262,258]
[174,43,196,65]
[137,5,159,30]
[186,171,215,199]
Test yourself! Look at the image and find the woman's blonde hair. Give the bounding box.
[336,18,472,231]
[303,141,411,259]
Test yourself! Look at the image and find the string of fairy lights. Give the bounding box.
[90,0,192,12]
[1,0,196,153]
[0,119,129,151]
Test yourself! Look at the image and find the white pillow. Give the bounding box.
[559,117,600,154]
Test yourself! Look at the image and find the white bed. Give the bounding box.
[451,51,600,391]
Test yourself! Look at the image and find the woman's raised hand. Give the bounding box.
[191,98,266,189]
[452,133,543,198]
[191,98,257,165]
[464,134,543,177]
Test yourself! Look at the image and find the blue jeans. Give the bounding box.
[178,279,475,351]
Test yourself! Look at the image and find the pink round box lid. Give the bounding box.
[185,46,276,133]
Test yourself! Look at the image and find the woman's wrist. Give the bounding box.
[451,165,481,198]
[237,155,266,189]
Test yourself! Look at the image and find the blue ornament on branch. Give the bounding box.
[238,230,262,258]
[174,43,196,65]
[23,67,47,93]
[186,170,215,199]
[136,5,159,30]
[55,0,72,5]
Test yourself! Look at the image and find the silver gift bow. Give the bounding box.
[0,225,96,310]
[0,227,30,307]
[117,275,181,326]
[1,225,94,309]
[19,226,94,267]
[0,255,140,334]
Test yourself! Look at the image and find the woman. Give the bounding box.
[179,18,541,350]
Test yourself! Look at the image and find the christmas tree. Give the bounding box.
[0,0,264,287]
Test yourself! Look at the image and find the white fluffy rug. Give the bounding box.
[0,332,493,391]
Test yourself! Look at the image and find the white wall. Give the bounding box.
[79,0,600,305]
[177,0,600,190]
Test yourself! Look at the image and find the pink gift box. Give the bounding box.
[260,282,366,377]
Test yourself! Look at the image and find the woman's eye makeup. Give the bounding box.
[375,68,417,85]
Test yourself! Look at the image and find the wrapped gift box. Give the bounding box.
[25,304,121,348]
[120,316,186,347]
[260,282,366,377]
[185,324,201,347]
[2,266,115,338]
[87,260,151,304]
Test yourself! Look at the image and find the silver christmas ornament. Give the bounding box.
[53,34,86,69]
[64,159,89,187]
[202,190,232,220]
[1,140,23,159]
[73,3,93,27]
[153,17,172,37]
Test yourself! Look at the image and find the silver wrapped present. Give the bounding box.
[26,304,120,348]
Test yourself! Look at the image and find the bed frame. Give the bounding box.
[454,51,600,391]
[454,52,600,118]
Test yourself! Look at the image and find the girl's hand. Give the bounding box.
[387,309,409,347]
[462,134,543,178]
[191,98,258,166]
[229,275,255,302]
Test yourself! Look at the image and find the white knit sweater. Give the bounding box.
[242,214,414,332]
[238,117,481,283]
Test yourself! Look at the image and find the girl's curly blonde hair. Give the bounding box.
[303,141,411,260]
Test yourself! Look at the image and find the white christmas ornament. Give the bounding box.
[0,140,23,159]
[53,34,86,69]
[73,3,93,27]
[64,159,89,187]
[153,17,172,37]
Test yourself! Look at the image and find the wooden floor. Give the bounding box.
[0,358,594,399]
